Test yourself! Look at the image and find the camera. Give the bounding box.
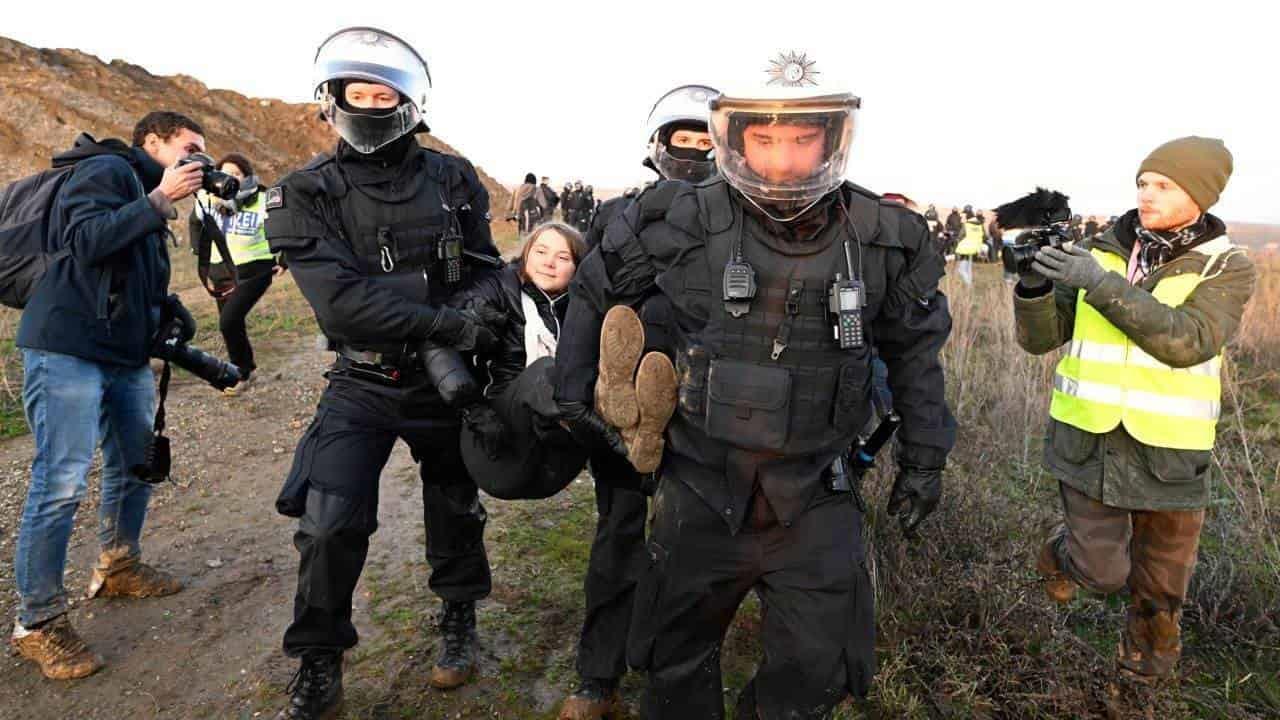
[994,188,1072,275]
[177,152,241,200]
[152,297,242,391]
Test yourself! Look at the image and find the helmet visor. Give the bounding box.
[710,94,857,207]
[327,100,422,154]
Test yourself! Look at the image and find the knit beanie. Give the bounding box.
[1137,136,1233,212]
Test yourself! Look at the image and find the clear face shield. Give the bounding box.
[649,126,717,183]
[709,94,858,218]
[319,89,423,154]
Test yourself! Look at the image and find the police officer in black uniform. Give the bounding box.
[554,56,956,719]
[266,27,505,720]
[556,83,720,720]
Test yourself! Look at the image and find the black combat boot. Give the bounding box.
[558,676,622,719]
[430,600,478,690]
[277,653,342,720]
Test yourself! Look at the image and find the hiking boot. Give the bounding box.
[626,352,677,474]
[276,653,343,720]
[595,306,645,430]
[1117,603,1183,680]
[1036,525,1078,604]
[223,374,254,397]
[558,676,622,719]
[11,615,104,680]
[86,548,183,600]
[430,600,478,690]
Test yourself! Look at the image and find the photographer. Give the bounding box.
[1016,137,1256,682]
[11,111,207,680]
[188,152,283,394]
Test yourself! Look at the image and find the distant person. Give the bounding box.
[1083,216,1100,238]
[510,172,540,236]
[11,111,206,680]
[986,212,1003,262]
[538,176,560,219]
[188,152,283,395]
[953,208,985,285]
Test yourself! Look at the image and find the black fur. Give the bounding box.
[994,188,1071,230]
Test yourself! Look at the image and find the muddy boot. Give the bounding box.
[86,548,183,599]
[276,653,343,720]
[430,600,478,690]
[10,615,104,680]
[595,306,645,430]
[626,352,677,473]
[1035,525,1078,604]
[1117,601,1183,681]
[558,676,622,719]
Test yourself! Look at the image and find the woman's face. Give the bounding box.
[219,163,246,181]
[526,230,576,294]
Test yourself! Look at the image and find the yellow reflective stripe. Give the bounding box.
[1124,389,1220,420]
[1053,374,1124,406]
[1065,338,1126,365]
[1127,345,1220,376]
[1050,389,1122,433]
[1057,356,1220,401]
[1122,409,1217,450]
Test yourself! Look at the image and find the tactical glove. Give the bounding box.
[461,402,506,461]
[421,342,479,408]
[430,306,499,354]
[1032,244,1108,292]
[887,465,943,537]
[556,400,628,458]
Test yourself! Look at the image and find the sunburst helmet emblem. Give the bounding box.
[766,51,820,87]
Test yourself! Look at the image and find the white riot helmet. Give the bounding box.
[312,27,432,154]
[644,84,719,182]
[709,52,859,220]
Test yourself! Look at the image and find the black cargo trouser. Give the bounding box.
[281,371,491,657]
[575,450,649,681]
[210,258,275,378]
[628,469,874,720]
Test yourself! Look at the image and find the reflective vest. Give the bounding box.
[209,191,273,266]
[954,219,984,256]
[1049,239,1237,450]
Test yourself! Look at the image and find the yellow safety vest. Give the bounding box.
[954,220,984,256]
[1049,238,1237,450]
[204,191,273,266]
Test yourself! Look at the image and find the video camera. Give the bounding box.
[177,152,241,200]
[994,188,1072,276]
[152,297,241,391]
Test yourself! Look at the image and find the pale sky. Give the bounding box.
[4,0,1275,222]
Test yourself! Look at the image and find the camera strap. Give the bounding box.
[194,199,240,298]
[154,360,171,435]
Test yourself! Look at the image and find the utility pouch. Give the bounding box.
[705,358,792,451]
[676,344,710,417]
[832,361,868,433]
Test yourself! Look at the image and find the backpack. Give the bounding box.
[0,166,77,308]
[520,188,544,223]
[0,133,134,309]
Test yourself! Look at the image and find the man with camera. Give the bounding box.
[554,54,956,718]
[10,111,208,680]
[265,28,506,720]
[1015,137,1255,681]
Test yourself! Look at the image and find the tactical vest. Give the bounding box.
[665,180,872,457]
[1050,239,1236,450]
[208,190,272,266]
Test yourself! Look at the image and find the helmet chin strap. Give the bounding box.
[740,192,824,224]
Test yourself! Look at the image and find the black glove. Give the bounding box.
[556,400,628,458]
[461,402,506,461]
[430,306,499,354]
[421,342,479,408]
[887,465,943,537]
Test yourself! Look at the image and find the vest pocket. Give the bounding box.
[705,358,792,451]
[832,361,870,433]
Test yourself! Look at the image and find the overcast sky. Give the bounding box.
[4,1,1275,221]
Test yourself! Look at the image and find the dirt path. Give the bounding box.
[0,339,580,720]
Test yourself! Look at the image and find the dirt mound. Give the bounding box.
[0,36,511,214]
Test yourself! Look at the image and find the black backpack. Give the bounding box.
[0,133,134,309]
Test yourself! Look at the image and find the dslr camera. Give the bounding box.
[152,296,242,391]
[177,152,241,200]
[994,188,1072,275]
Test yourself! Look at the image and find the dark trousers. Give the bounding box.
[211,259,275,377]
[629,472,874,720]
[281,373,491,657]
[576,457,649,681]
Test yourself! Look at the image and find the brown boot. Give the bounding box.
[1036,525,1078,604]
[595,306,645,430]
[558,677,622,720]
[11,615,104,680]
[429,601,478,690]
[626,352,677,474]
[1117,602,1183,680]
[86,548,183,600]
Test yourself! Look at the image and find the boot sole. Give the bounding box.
[429,665,474,690]
[596,306,645,429]
[628,352,677,474]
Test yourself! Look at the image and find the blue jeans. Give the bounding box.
[16,349,156,626]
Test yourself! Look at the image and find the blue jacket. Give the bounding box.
[17,142,172,367]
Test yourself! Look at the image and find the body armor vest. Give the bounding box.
[664,180,872,458]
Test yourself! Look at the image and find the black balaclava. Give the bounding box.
[333,80,418,168]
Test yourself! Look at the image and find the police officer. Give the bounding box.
[554,56,956,718]
[265,28,504,720]
[556,83,719,720]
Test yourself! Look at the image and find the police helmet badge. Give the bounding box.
[766,51,820,87]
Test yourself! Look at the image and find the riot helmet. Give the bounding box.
[709,52,858,221]
[312,27,432,154]
[644,84,719,183]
